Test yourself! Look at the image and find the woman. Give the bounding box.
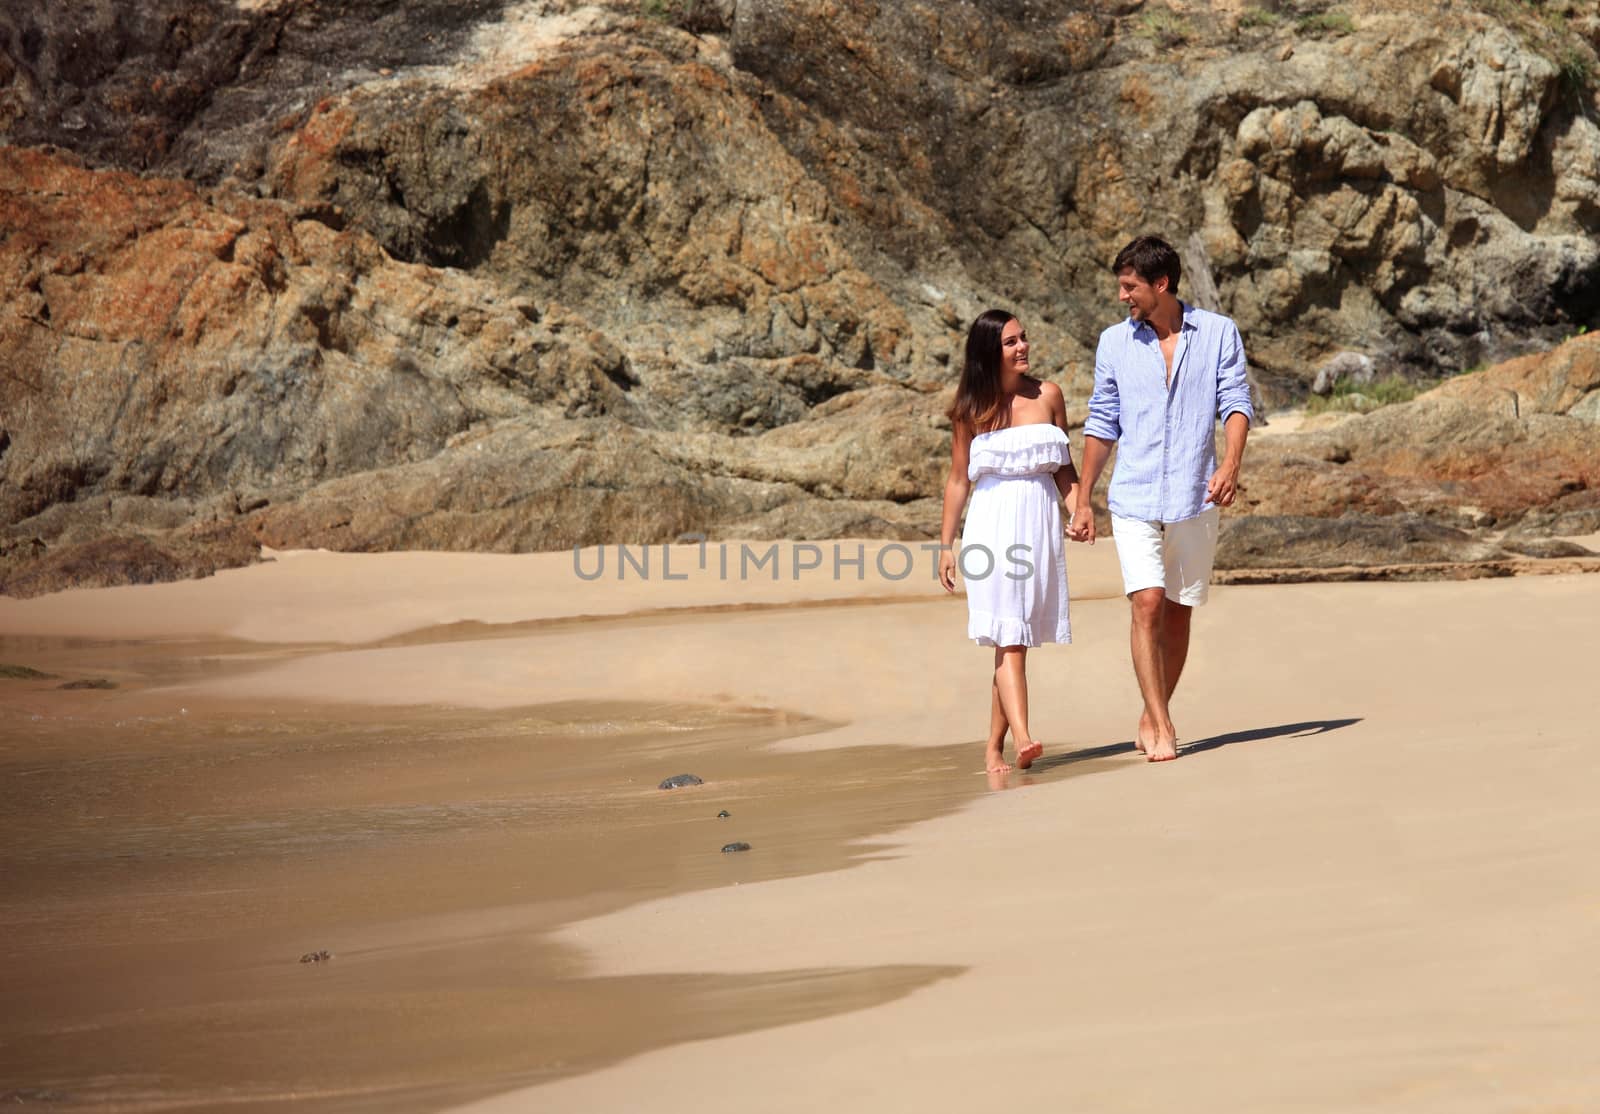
[938,310,1081,775]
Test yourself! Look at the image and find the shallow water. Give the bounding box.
[0,635,995,1111]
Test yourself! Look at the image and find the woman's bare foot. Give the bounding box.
[1016,739,1043,770]
[985,742,1011,774]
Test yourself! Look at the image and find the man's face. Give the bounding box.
[1116,267,1164,323]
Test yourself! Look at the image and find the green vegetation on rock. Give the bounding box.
[1306,377,1427,415]
[1557,44,1593,103]
[1296,11,1355,36]
[1138,8,1195,47]
[1471,0,1597,102]
[1238,9,1282,30]
[639,0,684,20]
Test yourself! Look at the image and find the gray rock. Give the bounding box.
[1507,489,1600,539]
[659,774,703,790]
[720,842,751,853]
[1217,514,1512,570]
[1568,390,1600,424]
[1311,353,1377,396]
[1499,537,1595,559]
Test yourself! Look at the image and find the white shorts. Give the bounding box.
[1111,506,1220,607]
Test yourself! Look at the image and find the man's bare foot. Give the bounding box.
[1146,736,1178,762]
[1016,740,1043,770]
[1135,711,1156,755]
[985,743,1011,774]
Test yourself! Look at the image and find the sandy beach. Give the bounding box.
[3,543,1598,1111]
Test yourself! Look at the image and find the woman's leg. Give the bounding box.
[985,657,1010,772]
[994,645,1043,768]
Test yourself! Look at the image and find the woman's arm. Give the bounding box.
[1044,383,1083,527]
[938,419,974,592]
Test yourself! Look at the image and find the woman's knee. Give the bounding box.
[994,644,1028,669]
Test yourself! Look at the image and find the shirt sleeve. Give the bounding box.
[1082,331,1122,442]
[1216,320,1253,426]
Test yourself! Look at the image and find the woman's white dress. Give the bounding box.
[962,423,1072,647]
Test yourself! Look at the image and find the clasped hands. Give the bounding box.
[1065,505,1095,545]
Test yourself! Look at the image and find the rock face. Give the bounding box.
[1,1,1598,592]
[1238,332,1600,527]
[0,147,945,592]
[1219,330,1600,575]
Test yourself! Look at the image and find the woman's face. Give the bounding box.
[999,318,1029,377]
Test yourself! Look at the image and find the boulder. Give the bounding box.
[1217,513,1513,570]
[1311,352,1377,396]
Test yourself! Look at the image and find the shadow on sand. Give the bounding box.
[1028,718,1362,774]
[1180,717,1363,756]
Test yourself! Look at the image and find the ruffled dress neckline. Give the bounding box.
[968,423,1070,482]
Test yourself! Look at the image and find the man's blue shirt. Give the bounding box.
[1082,302,1254,524]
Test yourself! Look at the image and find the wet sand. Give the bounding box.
[4,547,1599,1112]
[0,682,997,1110]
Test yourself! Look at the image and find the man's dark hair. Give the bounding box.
[1112,235,1182,295]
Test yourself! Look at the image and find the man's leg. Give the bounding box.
[1129,588,1178,761]
[1137,598,1191,753]
[1161,597,1193,696]
[1111,514,1170,756]
[1146,507,1219,758]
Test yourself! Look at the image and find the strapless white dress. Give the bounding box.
[961,424,1072,647]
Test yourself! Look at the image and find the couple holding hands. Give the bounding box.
[936,235,1253,773]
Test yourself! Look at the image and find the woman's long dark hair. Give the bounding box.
[947,309,1016,433]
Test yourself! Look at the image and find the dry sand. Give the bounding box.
[2,542,1597,1111]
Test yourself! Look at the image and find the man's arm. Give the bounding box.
[1206,412,1248,507]
[1207,322,1252,508]
[1071,435,1113,543]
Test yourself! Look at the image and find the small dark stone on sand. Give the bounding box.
[717,810,731,818]
[659,773,703,790]
[0,664,55,680]
[299,950,333,963]
[721,842,751,853]
[58,678,117,690]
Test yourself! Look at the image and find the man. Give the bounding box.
[1069,235,1252,762]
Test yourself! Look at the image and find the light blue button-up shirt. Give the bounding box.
[1083,303,1253,524]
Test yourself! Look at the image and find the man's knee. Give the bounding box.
[1129,588,1166,627]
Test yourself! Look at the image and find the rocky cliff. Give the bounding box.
[2,0,1597,593]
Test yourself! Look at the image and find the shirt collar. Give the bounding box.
[1131,301,1198,337]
